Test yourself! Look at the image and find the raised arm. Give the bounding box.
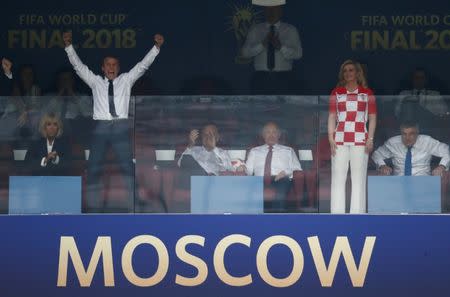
[63,31,97,89]
[124,34,164,85]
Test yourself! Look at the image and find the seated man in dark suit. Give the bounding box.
[25,113,71,175]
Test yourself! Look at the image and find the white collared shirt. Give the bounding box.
[178,146,234,176]
[372,135,450,176]
[40,139,60,167]
[65,44,159,120]
[241,21,302,72]
[396,89,447,116]
[245,144,302,178]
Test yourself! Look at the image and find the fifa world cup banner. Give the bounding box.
[0,214,449,297]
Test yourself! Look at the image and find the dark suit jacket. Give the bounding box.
[0,72,13,96]
[25,137,71,175]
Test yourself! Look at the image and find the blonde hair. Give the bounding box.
[337,60,368,88]
[39,113,63,138]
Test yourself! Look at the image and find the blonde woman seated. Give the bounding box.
[25,113,71,175]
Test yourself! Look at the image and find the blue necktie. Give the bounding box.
[404,146,412,176]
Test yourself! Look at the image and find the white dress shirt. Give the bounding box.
[396,89,447,116]
[65,44,159,120]
[245,144,302,178]
[241,21,302,72]
[40,139,60,167]
[178,146,234,176]
[372,135,450,176]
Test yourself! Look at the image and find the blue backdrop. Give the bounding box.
[1,0,449,94]
[0,214,449,296]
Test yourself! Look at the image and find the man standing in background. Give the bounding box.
[242,1,302,94]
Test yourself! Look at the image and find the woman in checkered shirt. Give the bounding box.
[328,60,377,214]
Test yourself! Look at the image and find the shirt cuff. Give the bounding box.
[280,45,289,56]
[65,44,75,54]
[41,157,47,167]
[376,161,387,169]
[255,43,265,55]
[151,45,160,55]
[52,155,60,165]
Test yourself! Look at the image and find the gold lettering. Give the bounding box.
[57,236,115,287]
[213,234,252,286]
[256,235,304,288]
[308,236,376,287]
[175,235,208,287]
[121,235,169,287]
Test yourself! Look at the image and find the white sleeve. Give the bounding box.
[40,157,47,167]
[241,26,265,58]
[123,46,160,85]
[280,26,302,60]
[287,148,302,178]
[52,155,60,165]
[216,149,234,171]
[65,45,97,89]
[372,141,394,168]
[427,137,450,169]
[245,149,255,176]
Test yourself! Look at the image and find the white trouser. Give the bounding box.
[331,145,368,214]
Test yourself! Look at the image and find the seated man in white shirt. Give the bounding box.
[372,122,449,177]
[241,4,302,95]
[178,124,233,188]
[242,122,302,212]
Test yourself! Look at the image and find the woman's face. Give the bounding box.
[45,121,59,138]
[343,64,357,84]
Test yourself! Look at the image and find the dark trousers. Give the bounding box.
[265,177,292,212]
[179,155,208,189]
[87,119,133,212]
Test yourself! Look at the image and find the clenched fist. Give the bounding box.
[1,58,12,75]
[154,34,164,49]
[63,31,72,47]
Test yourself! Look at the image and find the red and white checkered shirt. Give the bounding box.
[329,86,377,146]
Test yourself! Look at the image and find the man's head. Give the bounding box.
[400,122,419,147]
[264,5,283,24]
[57,69,75,91]
[201,124,220,151]
[262,122,281,146]
[102,56,120,80]
[411,68,427,90]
